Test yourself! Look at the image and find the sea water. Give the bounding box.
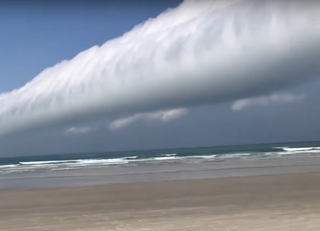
[1,141,320,190]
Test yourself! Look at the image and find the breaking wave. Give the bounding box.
[1,144,320,173]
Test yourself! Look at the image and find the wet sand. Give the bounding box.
[1,173,320,230]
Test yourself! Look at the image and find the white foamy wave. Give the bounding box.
[187,155,217,159]
[125,156,138,159]
[19,160,74,165]
[2,149,320,174]
[0,155,220,173]
[72,158,129,166]
[284,147,320,152]
[153,156,180,161]
[162,153,177,157]
[0,164,18,169]
[11,158,131,172]
[276,146,320,154]
[219,153,252,159]
[150,153,178,160]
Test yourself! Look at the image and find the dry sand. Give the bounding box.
[1,173,320,230]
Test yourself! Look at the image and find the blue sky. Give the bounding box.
[0,0,320,156]
[0,1,181,93]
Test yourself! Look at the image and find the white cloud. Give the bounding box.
[0,0,320,136]
[65,126,94,135]
[109,108,188,130]
[231,94,305,111]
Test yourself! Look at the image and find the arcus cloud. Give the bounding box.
[0,0,320,136]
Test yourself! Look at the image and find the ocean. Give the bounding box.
[1,141,320,190]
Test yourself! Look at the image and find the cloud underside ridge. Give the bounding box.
[109,108,188,130]
[0,0,320,136]
[232,94,305,111]
[65,108,188,134]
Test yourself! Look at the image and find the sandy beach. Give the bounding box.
[1,173,320,230]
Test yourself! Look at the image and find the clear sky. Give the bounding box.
[0,0,320,156]
[0,1,181,92]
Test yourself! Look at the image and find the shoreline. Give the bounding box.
[0,170,319,193]
[1,172,320,230]
[2,154,320,190]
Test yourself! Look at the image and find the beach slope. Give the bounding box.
[1,173,320,230]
